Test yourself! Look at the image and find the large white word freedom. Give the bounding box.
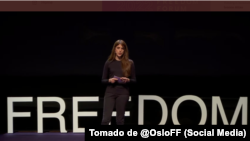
[7,95,248,133]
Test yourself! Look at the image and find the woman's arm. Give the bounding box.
[101,61,110,84]
[120,60,136,84]
[129,60,136,83]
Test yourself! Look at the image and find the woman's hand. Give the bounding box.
[109,78,118,83]
[120,77,130,83]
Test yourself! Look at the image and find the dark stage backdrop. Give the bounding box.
[0,12,249,133]
[1,12,250,76]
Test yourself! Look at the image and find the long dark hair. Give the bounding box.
[107,39,131,77]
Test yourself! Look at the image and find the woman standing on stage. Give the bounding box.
[101,39,136,125]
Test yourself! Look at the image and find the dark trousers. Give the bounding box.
[101,93,129,125]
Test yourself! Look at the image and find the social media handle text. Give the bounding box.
[89,128,246,138]
[89,129,181,138]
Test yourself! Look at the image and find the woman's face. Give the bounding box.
[115,44,124,58]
